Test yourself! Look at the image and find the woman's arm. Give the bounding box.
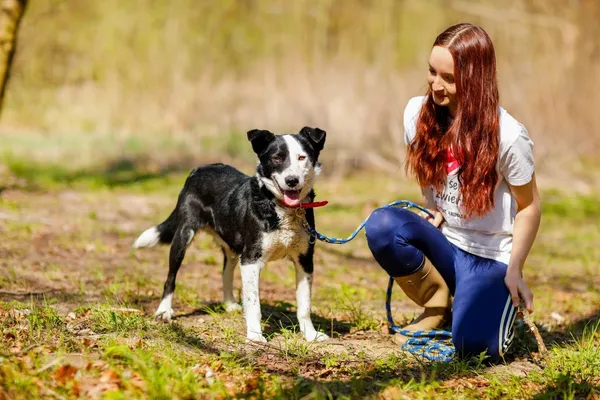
[505,173,542,312]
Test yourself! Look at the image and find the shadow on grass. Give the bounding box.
[532,376,600,400]
[243,353,500,399]
[165,322,223,357]
[174,300,353,337]
[260,301,353,337]
[174,301,228,319]
[0,289,100,304]
[2,154,199,191]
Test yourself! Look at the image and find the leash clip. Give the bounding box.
[295,207,317,244]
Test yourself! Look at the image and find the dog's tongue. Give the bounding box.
[283,190,301,207]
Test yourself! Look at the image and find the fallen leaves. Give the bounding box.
[42,360,128,399]
[242,374,260,393]
[52,364,78,384]
[78,368,123,399]
[81,337,97,349]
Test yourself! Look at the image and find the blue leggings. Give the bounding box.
[365,207,516,361]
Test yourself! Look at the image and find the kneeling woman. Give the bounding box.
[365,23,541,362]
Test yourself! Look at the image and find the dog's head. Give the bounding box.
[247,126,326,207]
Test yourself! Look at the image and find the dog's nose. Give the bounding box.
[285,176,299,188]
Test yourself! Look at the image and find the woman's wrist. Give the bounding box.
[506,263,522,276]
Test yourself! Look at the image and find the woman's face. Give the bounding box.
[428,46,457,115]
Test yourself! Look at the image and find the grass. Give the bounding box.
[1,166,599,398]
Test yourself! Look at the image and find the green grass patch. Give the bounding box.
[2,153,187,191]
[541,190,600,220]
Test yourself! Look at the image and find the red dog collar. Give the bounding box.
[301,200,329,209]
[279,200,329,209]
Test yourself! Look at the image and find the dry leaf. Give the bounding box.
[84,360,107,371]
[71,381,81,397]
[52,364,78,384]
[212,361,223,372]
[82,382,120,399]
[81,337,96,348]
[243,375,260,392]
[100,369,121,385]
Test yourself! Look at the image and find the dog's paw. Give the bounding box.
[304,330,329,342]
[154,308,174,322]
[246,333,267,343]
[223,301,242,313]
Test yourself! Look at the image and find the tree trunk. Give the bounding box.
[0,0,27,114]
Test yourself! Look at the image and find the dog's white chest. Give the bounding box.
[262,209,309,261]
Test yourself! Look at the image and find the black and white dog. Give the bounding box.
[133,127,329,342]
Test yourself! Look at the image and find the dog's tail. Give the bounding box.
[133,210,178,248]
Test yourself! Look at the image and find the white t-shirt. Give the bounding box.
[403,96,535,264]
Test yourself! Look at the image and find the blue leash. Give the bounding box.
[301,199,455,362]
[302,200,430,244]
[386,278,454,362]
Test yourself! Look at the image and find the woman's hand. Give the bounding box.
[420,188,443,228]
[420,208,444,228]
[504,266,534,312]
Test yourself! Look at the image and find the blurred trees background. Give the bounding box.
[1,0,598,183]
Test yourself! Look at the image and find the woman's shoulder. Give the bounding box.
[404,96,427,121]
[499,106,531,147]
[403,96,427,144]
[498,107,535,183]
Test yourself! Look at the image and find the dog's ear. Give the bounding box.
[299,127,326,153]
[247,129,275,156]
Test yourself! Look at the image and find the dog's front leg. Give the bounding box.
[240,260,266,342]
[295,253,329,342]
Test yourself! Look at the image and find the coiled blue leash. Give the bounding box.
[386,278,454,362]
[300,199,455,362]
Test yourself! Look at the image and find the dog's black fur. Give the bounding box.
[134,127,329,342]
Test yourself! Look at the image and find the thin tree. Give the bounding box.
[0,0,27,114]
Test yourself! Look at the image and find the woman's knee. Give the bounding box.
[365,208,413,246]
[364,208,424,277]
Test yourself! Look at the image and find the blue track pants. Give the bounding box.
[365,207,517,361]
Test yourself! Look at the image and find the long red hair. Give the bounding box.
[406,23,500,218]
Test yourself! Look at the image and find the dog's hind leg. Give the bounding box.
[221,248,241,313]
[294,252,329,342]
[155,225,196,322]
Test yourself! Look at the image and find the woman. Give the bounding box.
[365,23,541,361]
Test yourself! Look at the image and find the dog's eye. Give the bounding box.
[298,155,306,161]
[272,157,282,164]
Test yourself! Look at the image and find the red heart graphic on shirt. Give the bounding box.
[446,149,460,174]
